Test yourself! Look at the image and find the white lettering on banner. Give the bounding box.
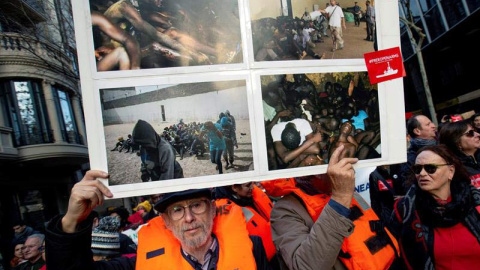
[369,54,400,64]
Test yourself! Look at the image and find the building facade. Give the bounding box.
[0,0,88,260]
[399,0,480,117]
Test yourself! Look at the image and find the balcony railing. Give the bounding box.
[13,129,54,147]
[0,32,76,76]
[61,130,84,145]
[0,0,47,24]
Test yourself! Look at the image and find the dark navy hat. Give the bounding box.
[154,188,212,213]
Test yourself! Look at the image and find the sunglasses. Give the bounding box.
[412,164,450,175]
[463,129,477,137]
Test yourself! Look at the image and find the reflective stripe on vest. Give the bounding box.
[136,203,257,270]
[263,178,399,270]
[217,189,277,261]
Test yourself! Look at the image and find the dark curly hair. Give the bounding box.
[281,123,301,150]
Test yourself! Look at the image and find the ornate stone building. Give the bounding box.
[0,0,88,260]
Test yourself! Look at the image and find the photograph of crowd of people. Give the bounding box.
[89,0,243,71]
[100,80,253,185]
[250,0,376,60]
[262,71,381,170]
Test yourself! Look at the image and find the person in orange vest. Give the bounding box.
[264,145,399,270]
[215,182,278,268]
[44,170,272,270]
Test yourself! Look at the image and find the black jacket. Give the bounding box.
[45,215,271,270]
[457,149,480,179]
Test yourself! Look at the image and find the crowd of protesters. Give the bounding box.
[3,109,479,270]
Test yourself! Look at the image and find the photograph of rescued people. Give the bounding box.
[262,145,398,270]
[439,120,480,188]
[89,0,243,71]
[44,170,272,269]
[249,0,376,60]
[262,72,381,170]
[102,80,253,185]
[389,145,480,270]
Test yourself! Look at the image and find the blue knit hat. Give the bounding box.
[91,216,121,257]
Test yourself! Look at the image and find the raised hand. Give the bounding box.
[327,145,358,207]
[62,170,113,233]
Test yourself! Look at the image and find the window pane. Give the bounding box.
[14,81,40,144]
[401,32,415,59]
[418,0,437,12]
[423,6,447,40]
[441,0,467,27]
[57,89,79,143]
[466,0,480,12]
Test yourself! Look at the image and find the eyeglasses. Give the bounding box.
[412,164,450,175]
[167,200,210,221]
[463,129,477,137]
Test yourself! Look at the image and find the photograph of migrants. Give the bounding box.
[89,0,243,72]
[100,80,253,185]
[249,0,377,61]
[261,71,381,171]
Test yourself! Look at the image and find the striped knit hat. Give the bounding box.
[91,216,121,256]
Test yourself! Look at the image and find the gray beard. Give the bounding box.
[170,219,213,249]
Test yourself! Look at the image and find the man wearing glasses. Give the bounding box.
[14,234,45,270]
[45,171,271,270]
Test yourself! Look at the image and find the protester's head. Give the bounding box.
[330,0,337,6]
[232,182,254,199]
[470,113,480,130]
[281,122,301,150]
[91,216,121,260]
[23,234,44,262]
[108,207,130,230]
[412,145,470,198]
[366,0,370,5]
[13,220,27,234]
[134,200,152,217]
[155,189,215,249]
[13,243,24,260]
[439,120,480,156]
[150,194,162,205]
[407,115,436,140]
[225,110,231,116]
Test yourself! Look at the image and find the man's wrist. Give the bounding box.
[61,215,78,233]
[331,193,353,208]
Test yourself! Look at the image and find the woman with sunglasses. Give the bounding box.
[439,120,480,188]
[390,145,480,270]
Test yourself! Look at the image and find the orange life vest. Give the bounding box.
[217,186,276,260]
[262,178,399,270]
[135,203,257,270]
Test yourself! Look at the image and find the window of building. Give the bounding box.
[418,0,438,13]
[441,0,468,27]
[0,79,53,146]
[466,0,480,12]
[53,87,82,144]
[423,6,447,41]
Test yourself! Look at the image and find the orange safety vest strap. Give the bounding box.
[289,185,399,270]
[252,186,274,220]
[217,196,276,261]
[136,203,257,270]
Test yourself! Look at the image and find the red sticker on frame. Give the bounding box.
[364,47,406,84]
